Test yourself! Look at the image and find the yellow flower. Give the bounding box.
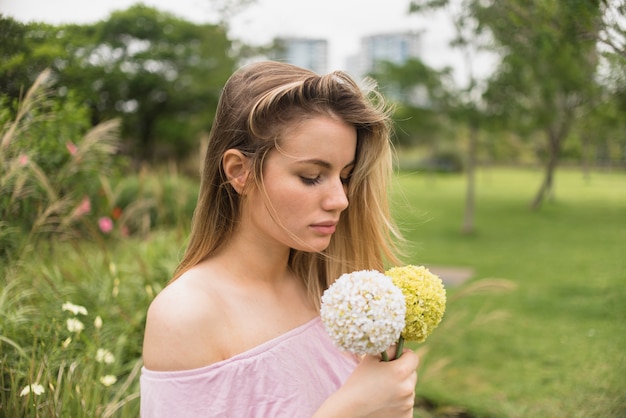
[385,265,446,343]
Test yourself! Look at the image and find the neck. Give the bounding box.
[215,229,293,287]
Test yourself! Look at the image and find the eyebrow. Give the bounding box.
[296,159,355,170]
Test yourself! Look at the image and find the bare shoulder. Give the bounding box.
[142,267,225,371]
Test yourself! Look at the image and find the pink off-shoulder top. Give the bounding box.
[140,317,358,417]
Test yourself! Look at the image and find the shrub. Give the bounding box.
[0,69,124,259]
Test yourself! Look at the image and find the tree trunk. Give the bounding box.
[461,124,478,234]
[581,134,591,181]
[138,113,155,162]
[530,128,561,210]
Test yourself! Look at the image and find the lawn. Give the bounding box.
[2,167,624,417]
[396,167,626,417]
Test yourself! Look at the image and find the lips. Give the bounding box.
[310,221,338,235]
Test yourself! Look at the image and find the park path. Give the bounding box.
[427,266,474,287]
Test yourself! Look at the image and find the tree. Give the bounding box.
[598,0,626,58]
[372,58,454,149]
[0,16,65,102]
[409,0,498,233]
[476,0,602,209]
[2,6,237,163]
[57,5,236,162]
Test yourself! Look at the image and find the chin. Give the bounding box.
[292,238,332,253]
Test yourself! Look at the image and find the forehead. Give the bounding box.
[274,116,357,162]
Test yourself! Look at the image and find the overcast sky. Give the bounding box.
[2,0,493,85]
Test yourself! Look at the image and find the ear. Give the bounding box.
[223,149,251,194]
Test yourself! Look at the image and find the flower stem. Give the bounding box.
[381,351,389,362]
[394,337,405,360]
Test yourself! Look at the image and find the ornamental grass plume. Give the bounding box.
[320,270,406,358]
[385,265,446,359]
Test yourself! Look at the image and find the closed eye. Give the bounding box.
[300,175,322,185]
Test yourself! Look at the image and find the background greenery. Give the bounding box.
[2,134,624,416]
[396,168,626,417]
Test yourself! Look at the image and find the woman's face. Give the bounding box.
[243,115,357,253]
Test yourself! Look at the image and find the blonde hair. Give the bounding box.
[172,61,403,309]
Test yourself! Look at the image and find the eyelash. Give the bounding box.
[300,176,321,185]
[300,175,351,186]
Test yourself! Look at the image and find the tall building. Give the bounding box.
[347,31,427,106]
[272,37,328,75]
[348,31,422,81]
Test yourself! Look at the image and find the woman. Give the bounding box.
[141,61,419,417]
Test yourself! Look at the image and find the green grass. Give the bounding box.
[396,167,626,417]
[0,230,183,417]
[2,167,624,417]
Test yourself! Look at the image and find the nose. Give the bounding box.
[322,177,349,212]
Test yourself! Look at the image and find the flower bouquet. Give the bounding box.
[321,265,446,361]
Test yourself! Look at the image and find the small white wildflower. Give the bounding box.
[62,302,88,316]
[66,318,84,333]
[20,383,45,397]
[94,316,103,329]
[321,270,406,355]
[99,375,117,387]
[96,348,115,364]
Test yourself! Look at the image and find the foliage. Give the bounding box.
[372,59,455,149]
[0,69,124,259]
[0,231,181,417]
[598,0,626,59]
[0,6,237,163]
[407,0,626,210]
[0,72,198,416]
[3,167,624,417]
[0,16,61,101]
[476,0,602,208]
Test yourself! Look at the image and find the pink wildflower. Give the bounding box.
[98,217,114,234]
[66,142,78,156]
[18,154,29,166]
[74,196,91,217]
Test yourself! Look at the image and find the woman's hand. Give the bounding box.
[313,348,419,418]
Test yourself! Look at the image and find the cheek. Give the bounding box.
[265,181,316,222]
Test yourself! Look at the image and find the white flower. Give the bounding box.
[94,316,103,329]
[96,348,115,364]
[99,375,117,387]
[321,270,406,355]
[20,383,45,397]
[66,318,84,333]
[62,302,88,316]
